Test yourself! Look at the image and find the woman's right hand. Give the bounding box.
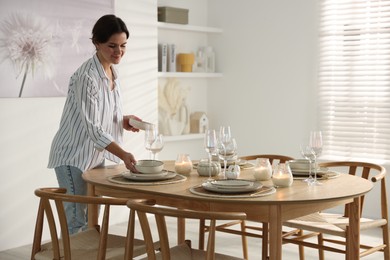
[123,152,138,172]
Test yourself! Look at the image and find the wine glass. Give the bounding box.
[310,131,323,185]
[219,126,232,144]
[300,144,315,184]
[218,137,237,179]
[149,134,164,160]
[204,129,218,181]
[144,124,159,160]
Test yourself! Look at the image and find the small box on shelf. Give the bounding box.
[158,6,189,25]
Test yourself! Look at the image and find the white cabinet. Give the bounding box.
[157,22,222,142]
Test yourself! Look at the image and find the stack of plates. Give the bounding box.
[122,170,176,181]
[202,179,262,194]
[129,118,154,131]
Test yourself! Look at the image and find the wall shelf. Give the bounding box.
[164,133,204,142]
[158,72,223,78]
[157,22,223,34]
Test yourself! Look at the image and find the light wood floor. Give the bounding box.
[1,218,385,260]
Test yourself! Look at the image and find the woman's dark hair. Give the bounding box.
[91,14,129,44]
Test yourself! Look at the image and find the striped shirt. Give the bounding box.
[48,54,123,172]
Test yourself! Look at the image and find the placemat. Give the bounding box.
[189,184,276,198]
[107,173,187,185]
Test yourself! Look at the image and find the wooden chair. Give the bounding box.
[283,161,389,260]
[31,187,148,260]
[199,154,294,260]
[125,198,247,260]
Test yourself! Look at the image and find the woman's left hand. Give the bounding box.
[123,115,141,132]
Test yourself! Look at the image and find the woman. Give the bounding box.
[48,14,140,234]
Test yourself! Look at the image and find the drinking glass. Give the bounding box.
[300,144,315,184]
[149,134,164,160]
[218,137,237,179]
[144,125,163,160]
[219,126,232,144]
[310,131,323,185]
[204,129,218,181]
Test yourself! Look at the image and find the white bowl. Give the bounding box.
[135,160,164,174]
[129,118,154,131]
[288,159,311,171]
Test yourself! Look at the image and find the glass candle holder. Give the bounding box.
[272,162,293,187]
[253,158,272,181]
[174,154,193,174]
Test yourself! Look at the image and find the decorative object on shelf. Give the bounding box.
[272,162,293,187]
[204,46,215,72]
[190,112,208,133]
[175,153,193,174]
[158,6,189,25]
[177,53,195,72]
[158,78,190,136]
[194,48,206,72]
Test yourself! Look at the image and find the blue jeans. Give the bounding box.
[55,165,88,235]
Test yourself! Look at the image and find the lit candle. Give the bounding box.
[253,158,272,181]
[175,162,192,174]
[272,163,293,187]
[272,174,293,187]
[175,154,193,174]
[254,166,272,181]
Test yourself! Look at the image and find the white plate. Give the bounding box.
[122,170,176,181]
[291,167,328,175]
[211,179,253,188]
[130,171,168,178]
[129,118,154,131]
[202,180,262,194]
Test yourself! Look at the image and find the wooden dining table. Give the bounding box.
[83,160,373,260]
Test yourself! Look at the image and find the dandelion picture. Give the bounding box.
[0,0,114,98]
[0,12,58,97]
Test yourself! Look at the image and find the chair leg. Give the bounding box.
[199,219,206,250]
[240,220,249,259]
[298,229,305,260]
[318,233,325,260]
[382,224,390,260]
[262,222,269,260]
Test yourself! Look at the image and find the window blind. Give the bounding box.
[318,0,390,164]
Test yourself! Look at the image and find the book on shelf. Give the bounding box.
[158,43,168,72]
[167,44,176,72]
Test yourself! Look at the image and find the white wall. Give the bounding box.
[207,0,320,158]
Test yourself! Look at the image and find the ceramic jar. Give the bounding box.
[197,159,220,177]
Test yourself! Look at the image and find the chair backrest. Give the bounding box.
[240,154,294,166]
[318,161,388,220]
[31,187,129,260]
[126,199,247,260]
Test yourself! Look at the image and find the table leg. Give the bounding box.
[346,197,361,260]
[87,183,98,228]
[268,205,282,260]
